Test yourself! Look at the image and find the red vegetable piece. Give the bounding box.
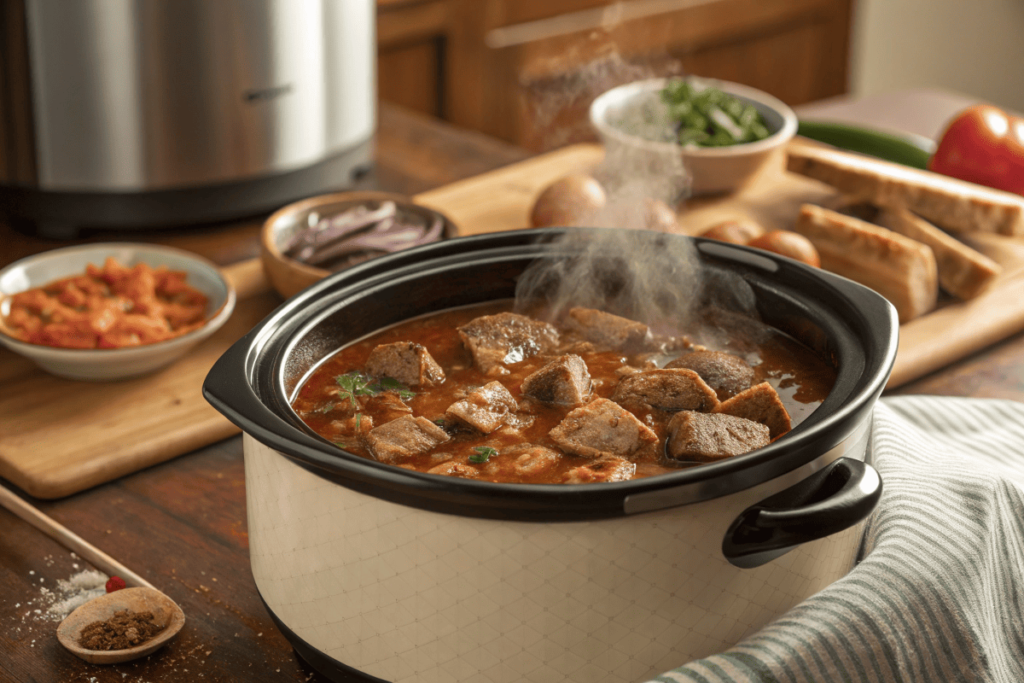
[929,104,1024,196]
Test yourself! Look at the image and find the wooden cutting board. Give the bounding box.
[3,141,1024,499]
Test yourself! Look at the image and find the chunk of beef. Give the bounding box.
[565,307,651,351]
[549,398,658,459]
[426,461,478,478]
[507,444,561,477]
[564,456,636,484]
[611,368,719,413]
[365,391,413,423]
[713,382,792,439]
[666,411,769,462]
[666,350,755,400]
[365,341,445,387]
[365,415,450,464]
[457,312,560,375]
[322,413,374,444]
[521,354,591,405]
[445,381,518,434]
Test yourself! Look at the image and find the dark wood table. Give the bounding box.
[3,94,1024,683]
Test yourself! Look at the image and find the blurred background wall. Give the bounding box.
[851,0,1024,112]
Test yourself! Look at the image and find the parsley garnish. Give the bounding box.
[469,446,498,463]
[335,372,378,408]
[334,372,416,407]
[319,403,336,414]
[376,376,416,400]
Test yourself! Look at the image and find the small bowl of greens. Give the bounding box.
[590,77,798,195]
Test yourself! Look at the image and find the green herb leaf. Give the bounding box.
[335,371,377,407]
[335,372,416,408]
[432,417,446,426]
[355,412,362,432]
[318,403,336,414]
[376,376,416,400]
[469,446,498,464]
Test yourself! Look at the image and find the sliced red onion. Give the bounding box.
[283,200,448,271]
[282,201,399,261]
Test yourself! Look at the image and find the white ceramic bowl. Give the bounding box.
[0,243,235,381]
[590,77,798,195]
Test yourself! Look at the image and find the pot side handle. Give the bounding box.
[722,457,882,569]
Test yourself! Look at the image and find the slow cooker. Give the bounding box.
[204,228,898,683]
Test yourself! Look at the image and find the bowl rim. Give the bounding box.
[261,190,460,282]
[0,242,235,358]
[589,76,799,158]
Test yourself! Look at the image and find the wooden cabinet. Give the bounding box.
[377,0,853,150]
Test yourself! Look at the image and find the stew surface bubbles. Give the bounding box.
[291,300,836,485]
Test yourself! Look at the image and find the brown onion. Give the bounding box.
[699,219,766,244]
[748,230,821,267]
[530,174,607,228]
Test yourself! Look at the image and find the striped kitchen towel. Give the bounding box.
[647,396,1024,683]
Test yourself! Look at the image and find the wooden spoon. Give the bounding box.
[55,587,185,664]
[0,484,185,663]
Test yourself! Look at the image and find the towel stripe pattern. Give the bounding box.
[644,396,1024,683]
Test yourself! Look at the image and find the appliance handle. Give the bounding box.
[202,329,327,456]
[722,457,882,569]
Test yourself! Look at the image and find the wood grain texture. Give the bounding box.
[376,0,852,148]
[5,139,1024,498]
[1,94,1024,683]
[0,261,277,499]
[0,485,154,589]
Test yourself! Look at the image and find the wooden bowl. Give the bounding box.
[56,587,185,664]
[260,191,458,299]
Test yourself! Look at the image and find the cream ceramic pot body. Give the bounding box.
[204,229,897,683]
[244,423,870,683]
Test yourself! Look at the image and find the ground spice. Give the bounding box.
[78,609,165,651]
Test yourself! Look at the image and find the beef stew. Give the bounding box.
[291,301,836,484]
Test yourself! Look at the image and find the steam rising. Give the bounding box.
[515,229,702,336]
[516,37,766,348]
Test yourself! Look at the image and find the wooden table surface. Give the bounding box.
[3,93,1024,683]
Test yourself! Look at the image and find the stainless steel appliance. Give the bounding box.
[0,0,376,237]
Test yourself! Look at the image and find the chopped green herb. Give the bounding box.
[355,412,362,432]
[334,372,417,407]
[318,403,336,414]
[659,78,771,148]
[469,446,498,464]
[335,372,377,408]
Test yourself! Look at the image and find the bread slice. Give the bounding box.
[788,146,1024,236]
[793,204,938,323]
[876,207,1002,300]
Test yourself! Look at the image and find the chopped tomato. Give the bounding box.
[929,104,1024,195]
[3,257,208,349]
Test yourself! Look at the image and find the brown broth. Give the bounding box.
[291,300,836,484]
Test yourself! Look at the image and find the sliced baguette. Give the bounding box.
[788,146,1024,236]
[793,204,938,323]
[876,207,1002,300]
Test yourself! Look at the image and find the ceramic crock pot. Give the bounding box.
[204,228,898,683]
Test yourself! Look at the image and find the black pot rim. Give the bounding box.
[204,228,898,521]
